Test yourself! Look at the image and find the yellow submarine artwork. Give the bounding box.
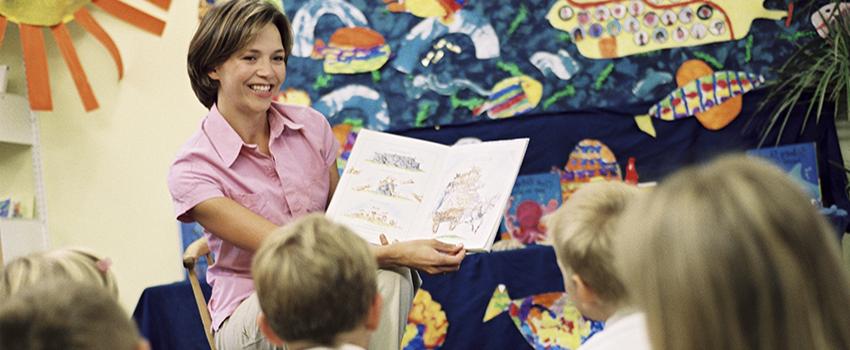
[546,0,788,59]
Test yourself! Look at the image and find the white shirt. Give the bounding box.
[303,344,366,350]
[578,311,652,350]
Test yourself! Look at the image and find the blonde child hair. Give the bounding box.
[252,214,379,347]
[615,155,850,350]
[546,181,639,319]
[0,280,145,350]
[1,247,118,298]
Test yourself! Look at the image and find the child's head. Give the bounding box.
[252,214,380,348]
[547,181,638,321]
[615,155,850,350]
[0,280,146,350]
[1,247,118,298]
[187,0,293,108]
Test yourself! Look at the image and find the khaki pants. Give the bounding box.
[214,267,415,350]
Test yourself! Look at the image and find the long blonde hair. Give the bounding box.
[616,155,850,350]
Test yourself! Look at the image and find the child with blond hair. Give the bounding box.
[547,181,650,350]
[615,155,850,350]
[253,214,381,350]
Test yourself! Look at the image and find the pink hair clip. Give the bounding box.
[95,258,112,273]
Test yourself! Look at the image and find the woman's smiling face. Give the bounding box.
[209,22,286,118]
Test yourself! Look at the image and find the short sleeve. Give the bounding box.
[167,157,224,223]
[317,113,340,168]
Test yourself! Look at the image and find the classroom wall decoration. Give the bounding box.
[402,289,449,350]
[483,284,603,350]
[0,0,170,111]
[281,0,799,133]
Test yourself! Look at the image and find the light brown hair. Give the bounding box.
[547,181,638,305]
[0,280,141,350]
[187,0,293,108]
[616,154,850,350]
[252,214,377,346]
[1,247,118,298]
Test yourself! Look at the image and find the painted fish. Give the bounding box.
[312,27,391,74]
[473,76,543,119]
[649,71,764,121]
[402,289,448,350]
[483,284,603,350]
[547,0,787,59]
[561,139,621,201]
[385,0,465,22]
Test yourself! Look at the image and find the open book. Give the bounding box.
[326,130,528,252]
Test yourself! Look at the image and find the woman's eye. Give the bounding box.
[273,56,285,62]
[243,56,257,62]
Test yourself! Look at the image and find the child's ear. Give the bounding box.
[257,313,286,346]
[365,293,383,331]
[136,339,151,350]
[572,274,599,304]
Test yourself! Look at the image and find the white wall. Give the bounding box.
[0,1,207,309]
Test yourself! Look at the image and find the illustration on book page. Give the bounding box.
[430,166,498,235]
[352,175,424,203]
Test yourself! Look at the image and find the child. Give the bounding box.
[1,247,117,298]
[252,214,380,350]
[615,155,850,350]
[546,181,650,350]
[0,280,147,350]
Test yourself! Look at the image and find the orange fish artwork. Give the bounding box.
[634,60,765,137]
[312,26,391,74]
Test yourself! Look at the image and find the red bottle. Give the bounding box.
[625,157,639,185]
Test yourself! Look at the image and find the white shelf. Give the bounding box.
[0,93,48,266]
[0,94,34,146]
[0,219,47,264]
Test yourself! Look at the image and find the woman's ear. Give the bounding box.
[208,68,220,81]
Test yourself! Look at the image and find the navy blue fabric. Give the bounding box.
[395,89,850,237]
[133,281,213,350]
[418,245,565,349]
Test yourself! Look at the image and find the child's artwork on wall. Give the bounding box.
[402,289,449,350]
[279,0,800,133]
[483,284,604,350]
[747,142,822,203]
[500,173,562,245]
[560,139,622,201]
[546,0,787,59]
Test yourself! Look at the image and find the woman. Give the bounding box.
[615,155,850,350]
[169,1,465,349]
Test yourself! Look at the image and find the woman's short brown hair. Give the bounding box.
[187,0,293,109]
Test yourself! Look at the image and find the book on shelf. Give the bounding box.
[326,129,528,252]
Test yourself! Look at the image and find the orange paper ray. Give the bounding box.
[51,23,99,111]
[147,0,171,11]
[0,17,7,49]
[92,0,166,36]
[19,24,52,111]
[74,7,123,79]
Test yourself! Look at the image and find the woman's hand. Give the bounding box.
[373,236,466,274]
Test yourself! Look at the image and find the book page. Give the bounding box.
[412,138,528,252]
[326,130,448,245]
